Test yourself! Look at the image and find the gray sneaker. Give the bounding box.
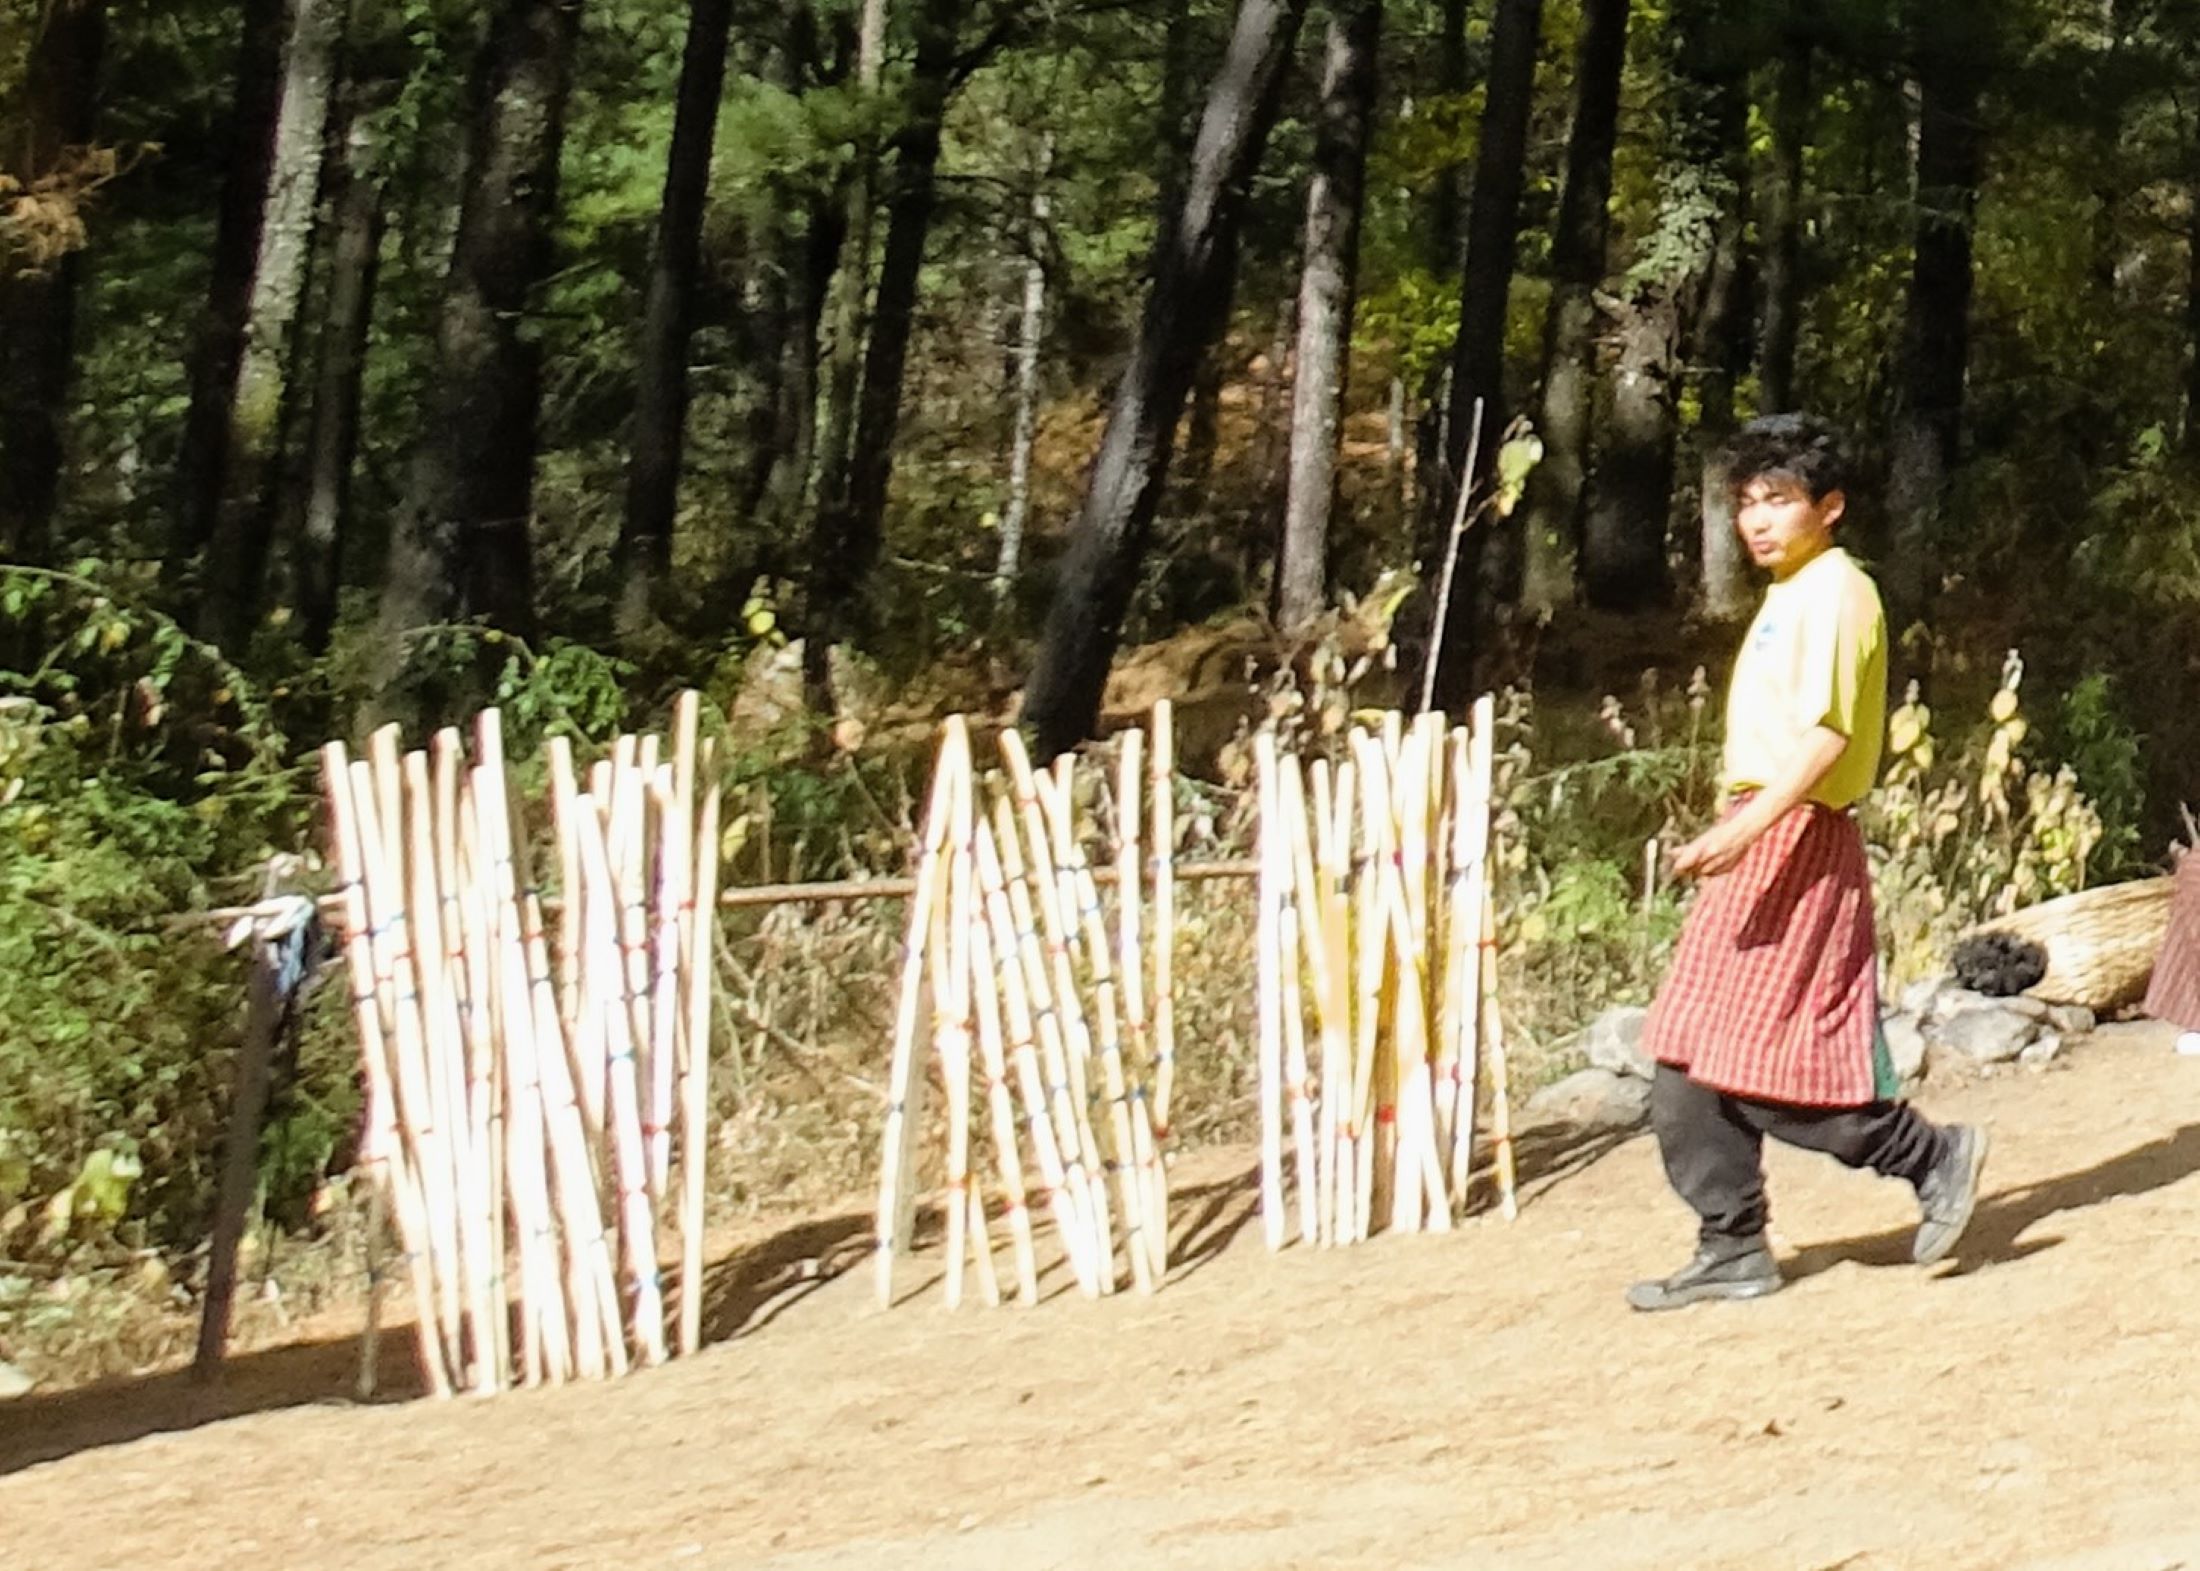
[1913,1124,1990,1265]
[1626,1237,1784,1312]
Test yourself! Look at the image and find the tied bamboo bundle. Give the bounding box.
[874,707,1178,1308]
[1251,698,1515,1247]
[320,695,721,1395]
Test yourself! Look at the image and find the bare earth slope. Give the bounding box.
[7,1022,2200,1571]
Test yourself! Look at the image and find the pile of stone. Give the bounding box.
[1523,981,2103,1140]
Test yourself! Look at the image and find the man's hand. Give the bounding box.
[1671,818,1756,880]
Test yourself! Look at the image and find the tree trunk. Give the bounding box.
[808,0,890,537]
[1577,0,1742,615]
[291,104,386,653]
[617,0,738,629]
[375,0,584,666]
[1419,0,1545,711]
[200,0,349,650]
[172,0,289,586]
[2185,124,2200,456]
[1277,0,1382,635]
[1409,0,1472,553]
[1023,0,1311,758]
[1758,8,1812,414]
[1884,8,1984,632]
[996,138,1054,600]
[0,0,106,566]
[1519,0,1629,619]
[1694,156,1753,620]
[803,0,964,705]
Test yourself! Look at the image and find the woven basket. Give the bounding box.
[1959,876,2173,1010]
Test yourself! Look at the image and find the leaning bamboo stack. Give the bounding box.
[875,705,1178,1308]
[1252,696,1516,1247]
[321,694,721,1396]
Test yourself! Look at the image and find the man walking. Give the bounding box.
[1629,413,1989,1312]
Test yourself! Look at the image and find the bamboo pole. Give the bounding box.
[965,1181,1002,1308]
[1253,732,1287,1250]
[1115,729,1168,1281]
[353,743,467,1381]
[1346,737,1387,1244]
[1305,759,1348,1246]
[874,718,966,1308]
[451,772,511,1382]
[1274,759,1321,1246]
[1039,760,1157,1294]
[572,792,671,1363]
[679,769,720,1356]
[547,739,597,1135]
[322,744,452,1398]
[1149,701,1178,1142]
[986,789,1107,1292]
[937,771,977,1309]
[961,842,1043,1306]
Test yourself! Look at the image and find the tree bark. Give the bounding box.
[617,0,738,629]
[291,103,386,653]
[1757,7,1812,414]
[0,0,106,566]
[1577,0,1742,614]
[808,0,890,536]
[1023,0,1311,758]
[1884,7,1984,632]
[375,0,584,665]
[1277,0,1382,635]
[201,0,349,650]
[172,0,289,586]
[1419,0,1545,711]
[996,137,1054,600]
[1694,155,1753,620]
[1519,0,1629,619]
[803,0,964,704]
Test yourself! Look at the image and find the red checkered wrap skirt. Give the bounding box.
[2144,851,2200,1031]
[1642,801,1882,1108]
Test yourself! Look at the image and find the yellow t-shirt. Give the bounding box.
[1720,545,1887,811]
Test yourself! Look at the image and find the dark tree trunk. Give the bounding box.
[0,0,105,566]
[617,0,737,629]
[1577,0,1742,615]
[1023,0,1311,758]
[2185,125,2200,457]
[1419,0,1545,711]
[1409,0,1471,547]
[809,0,890,539]
[201,0,350,651]
[1758,8,1812,414]
[1884,7,1984,632]
[1519,0,1629,619]
[1277,0,1382,635]
[291,104,386,653]
[375,0,584,665]
[172,0,289,587]
[803,0,964,703]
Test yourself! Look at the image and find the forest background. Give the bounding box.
[0,0,2184,1373]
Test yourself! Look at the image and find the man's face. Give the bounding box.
[1734,472,1844,580]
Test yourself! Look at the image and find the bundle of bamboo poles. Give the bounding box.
[321,694,721,1396]
[875,704,1179,1308]
[1253,696,1516,1247]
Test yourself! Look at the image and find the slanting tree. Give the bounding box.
[1276,0,1382,635]
[1519,0,1630,619]
[0,0,106,567]
[617,0,738,631]
[1884,3,1987,633]
[1420,0,1545,711]
[1023,0,1311,758]
[803,0,967,707]
[375,0,585,670]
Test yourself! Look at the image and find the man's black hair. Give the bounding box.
[1719,412,1852,502]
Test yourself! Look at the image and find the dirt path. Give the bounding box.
[9,1021,2200,1570]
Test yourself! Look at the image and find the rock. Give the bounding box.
[0,1361,31,1401]
[1932,1005,2041,1065]
[1933,986,2048,1022]
[1883,1014,1928,1085]
[2020,1031,2065,1068]
[2046,1004,2096,1037]
[1901,976,1950,1021]
[1583,1007,1652,1081]
[1525,1068,1652,1134]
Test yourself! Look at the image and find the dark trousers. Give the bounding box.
[1650,1063,1950,1246]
